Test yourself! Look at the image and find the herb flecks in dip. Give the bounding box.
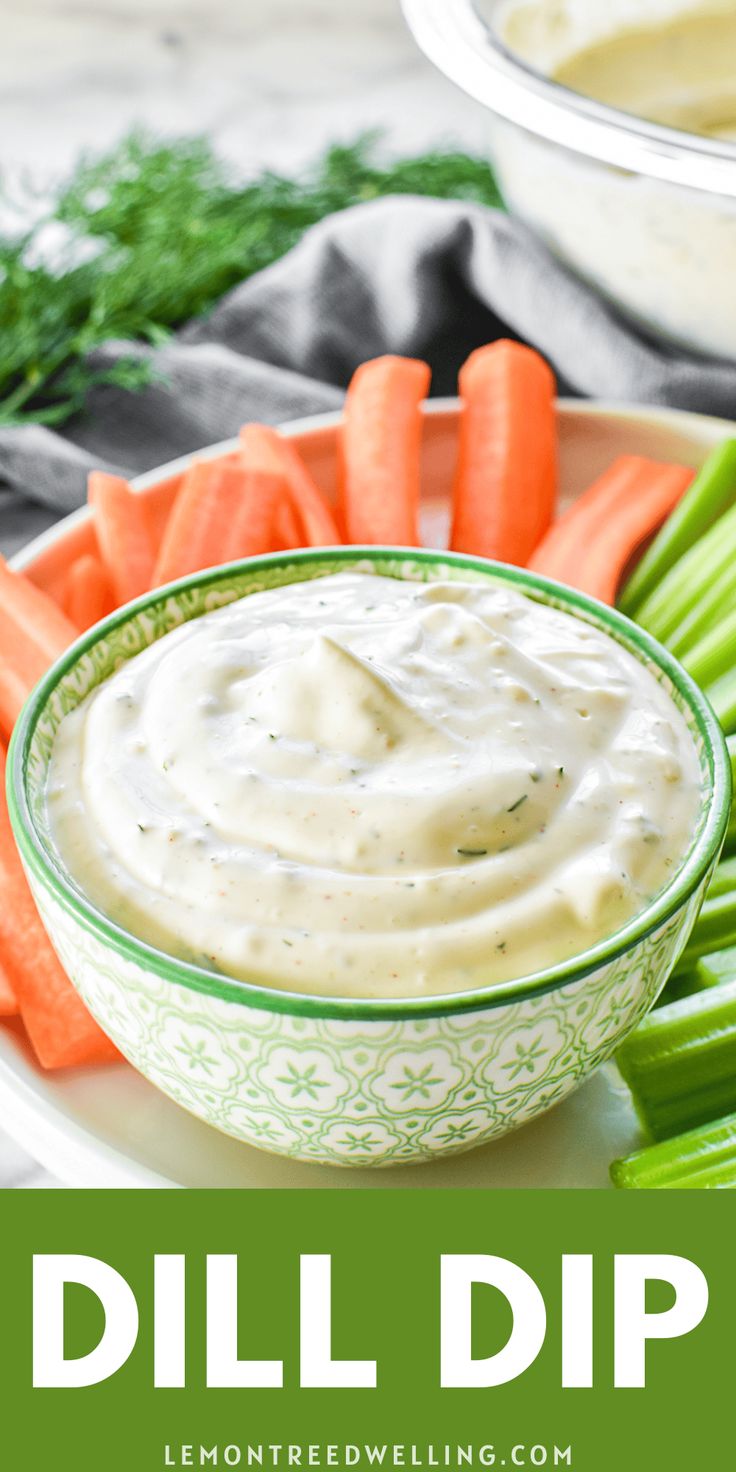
[46,572,701,998]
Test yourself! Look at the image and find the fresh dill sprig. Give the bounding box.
[0,132,502,430]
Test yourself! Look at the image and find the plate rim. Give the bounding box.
[11,396,736,575]
[4,393,731,1188]
[0,1029,179,1188]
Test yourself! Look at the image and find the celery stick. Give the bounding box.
[634,497,736,642]
[682,605,736,688]
[696,944,736,987]
[671,1165,736,1187]
[619,440,736,617]
[658,967,711,1005]
[727,735,736,849]
[668,556,736,657]
[706,667,736,733]
[611,1111,736,1188]
[616,978,736,1139]
[706,855,736,899]
[676,890,736,970]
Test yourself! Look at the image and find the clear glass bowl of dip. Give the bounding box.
[402,0,736,359]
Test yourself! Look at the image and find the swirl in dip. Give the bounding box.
[46,571,701,998]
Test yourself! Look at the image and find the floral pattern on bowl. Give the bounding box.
[31,880,703,1165]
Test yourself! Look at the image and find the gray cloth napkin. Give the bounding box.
[2,195,735,536]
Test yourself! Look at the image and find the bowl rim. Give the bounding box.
[8,545,731,1021]
[400,0,736,199]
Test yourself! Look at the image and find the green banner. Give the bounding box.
[2,1190,732,1470]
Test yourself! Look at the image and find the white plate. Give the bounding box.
[5,397,730,1188]
[0,1019,639,1187]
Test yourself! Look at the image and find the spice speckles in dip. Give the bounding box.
[46,571,701,998]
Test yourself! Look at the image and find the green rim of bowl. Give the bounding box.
[7,545,731,1021]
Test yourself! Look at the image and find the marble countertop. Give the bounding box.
[3,0,487,179]
[1,0,486,1188]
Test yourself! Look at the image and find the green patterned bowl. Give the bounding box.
[7,548,731,1167]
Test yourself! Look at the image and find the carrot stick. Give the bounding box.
[232,443,304,549]
[450,340,557,564]
[152,461,283,586]
[529,456,693,604]
[88,471,156,605]
[240,424,341,546]
[529,456,673,578]
[338,355,430,545]
[0,556,78,687]
[0,663,29,743]
[0,956,17,1016]
[62,553,115,631]
[275,496,303,551]
[0,748,119,1067]
[220,467,286,563]
[567,485,689,605]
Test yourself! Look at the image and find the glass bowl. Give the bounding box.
[402,0,736,358]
